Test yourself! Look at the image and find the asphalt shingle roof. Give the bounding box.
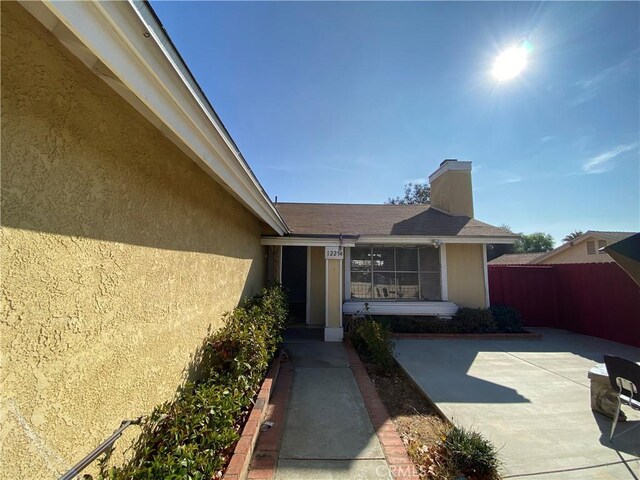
[586,231,636,244]
[488,253,542,265]
[275,203,517,238]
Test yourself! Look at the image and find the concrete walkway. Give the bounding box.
[395,328,640,479]
[274,328,392,480]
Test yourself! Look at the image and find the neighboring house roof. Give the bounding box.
[588,231,637,244]
[275,203,517,239]
[532,230,636,264]
[488,253,542,265]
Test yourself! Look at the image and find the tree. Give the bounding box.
[486,224,516,261]
[515,232,555,253]
[386,182,430,205]
[562,230,584,243]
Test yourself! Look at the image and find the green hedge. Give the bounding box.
[490,305,526,333]
[450,308,497,333]
[99,285,287,480]
[361,305,525,335]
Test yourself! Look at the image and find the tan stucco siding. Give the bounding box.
[326,260,342,327]
[446,244,487,308]
[430,170,474,218]
[540,239,615,264]
[1,4,265,479]
[309,247,326,325]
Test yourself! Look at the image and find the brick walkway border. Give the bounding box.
[246,344,420,480]
[246,356,294,480]
[344,343,421,480]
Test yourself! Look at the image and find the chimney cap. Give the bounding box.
[429,160,472,183]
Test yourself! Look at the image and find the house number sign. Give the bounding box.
[325,246,344,260]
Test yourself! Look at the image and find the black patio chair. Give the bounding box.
[603,355,640,441]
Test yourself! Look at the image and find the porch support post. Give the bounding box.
[305,247,311,324]
[324,254,344,342]
[440,243,448,301]
[277,246,283,284]
[482,243,490,308]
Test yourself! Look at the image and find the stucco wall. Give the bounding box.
[1,3,266,479]
[309,247,326,325]
[540,238,615,264]
[446,244,487,308]
[430,170,474,218]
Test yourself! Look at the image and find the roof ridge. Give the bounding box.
[587,230,636,234]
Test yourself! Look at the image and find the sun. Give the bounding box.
[492,41,533,82]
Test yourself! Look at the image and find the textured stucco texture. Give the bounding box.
[1,3,266,479]
[430,170,474,218]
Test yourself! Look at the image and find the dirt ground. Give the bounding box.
[361,361,448,477]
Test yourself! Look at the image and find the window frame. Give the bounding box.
[598,240,607,254]
[349,245,441,301]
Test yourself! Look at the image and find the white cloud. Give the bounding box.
[500,175,523,184]
[404,177,427,185]
[582,143,638,174]
[573,56,634,105]
[540,135,555,143]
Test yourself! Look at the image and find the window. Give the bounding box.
[350,246,441,301]
[598,240,606,254]
[586,241,596,255]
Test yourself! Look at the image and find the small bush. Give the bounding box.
[490,305,525,333]
[100,285,288,480]
[376,316,450,334]
[444,425,501,479]
[351,320,396,373]
[414,423,501,479]
[451,308,498,334]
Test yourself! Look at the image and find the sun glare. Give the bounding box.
[492,41,533,82]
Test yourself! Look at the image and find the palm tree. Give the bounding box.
[562,230,584,243]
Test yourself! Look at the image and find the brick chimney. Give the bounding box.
[428,159,474,218]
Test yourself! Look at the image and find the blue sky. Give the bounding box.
[151,1,639,245]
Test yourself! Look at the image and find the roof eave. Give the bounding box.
[262,234,518,246]
[21,0,289,235]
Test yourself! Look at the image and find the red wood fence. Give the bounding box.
[488,263,640,347]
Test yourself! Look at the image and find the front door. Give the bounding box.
[281,246,307,323]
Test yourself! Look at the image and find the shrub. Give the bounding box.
[450,308,497,334]
[375,316,450,334]
[351,319,396,373]
[443,425,500,479]
[100,285,288,480]
[414,423,501,479]
[351,307,526,336]
[490,305,525,333]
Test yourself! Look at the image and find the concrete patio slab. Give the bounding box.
[395,328,640,479]
[276,459,392,480]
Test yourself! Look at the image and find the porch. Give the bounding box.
[264,241,477,341]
